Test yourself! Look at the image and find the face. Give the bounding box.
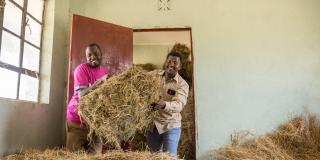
[165,55,181,79]
[86,46,102,67]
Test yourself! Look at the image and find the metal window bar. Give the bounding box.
[0,0,4,58]
[8,0,22,10]
[1,27,41,50]
[0,61,39,78]
[27,12,42,25]
[7,0,44,24]
[16,0,28,99]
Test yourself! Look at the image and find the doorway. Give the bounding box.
[133,28,196,160]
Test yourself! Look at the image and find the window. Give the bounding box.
[0,0,44,102]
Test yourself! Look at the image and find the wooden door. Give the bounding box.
[67,14,133,102]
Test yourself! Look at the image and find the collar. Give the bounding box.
[158,70,179,82]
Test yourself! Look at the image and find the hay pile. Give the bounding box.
[129,131,148,151]
[170,43,191,61]
[3,149,174,160]
[78,66,161,149]
[210,113,320,160]
[135,63,158,71]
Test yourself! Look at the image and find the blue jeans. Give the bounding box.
[147,127,181,157]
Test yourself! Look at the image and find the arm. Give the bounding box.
[77,74,108,98]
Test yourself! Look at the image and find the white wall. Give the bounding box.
[0,0,69,155]
[68,0,320,159]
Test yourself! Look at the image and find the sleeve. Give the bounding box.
[74,65,89,90]
[163,81,189,113]
[97,67,109,81]
[104,68,110,75]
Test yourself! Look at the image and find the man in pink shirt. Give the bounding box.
[66,43,109,154]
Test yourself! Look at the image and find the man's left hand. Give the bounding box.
[152,99,166,110]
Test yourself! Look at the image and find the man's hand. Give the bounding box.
[151,99,166,110]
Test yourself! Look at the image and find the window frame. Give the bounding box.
[0,0,44,102]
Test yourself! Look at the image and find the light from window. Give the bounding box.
[25,15,42,47]
[0,0,44,102]
[13,0,23,7]
[0,31,21,66]
[0,68,18,99]
[19,74,39,101]
[23,42,40,72]
[27,0,43,22]
[3,1,22,35]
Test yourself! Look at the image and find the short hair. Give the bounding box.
[87,43,102,53]
[166,51,182,61]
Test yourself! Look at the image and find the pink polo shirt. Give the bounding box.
[67,63,109,124]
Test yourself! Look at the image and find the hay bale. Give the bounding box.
[210,113,320,160]
[212,136,294,160]
[135,63,158,71]
[270,115,320,160]
[78,66,161,149]
[3,149,175,160]
[130,131,149,151]
[178,61,192,87]
[170,43,191,62]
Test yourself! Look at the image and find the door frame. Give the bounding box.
[133,27,196,158]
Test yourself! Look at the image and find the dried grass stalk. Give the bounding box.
[78,66,161,149]
[210,113,320,160]
[3,149,174,160]
[170,43,191,62]
[135,63,158,72]
[178,61,192,87]
[270,114,320,160]
[129,131,148,151]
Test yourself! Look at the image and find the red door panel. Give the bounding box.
[67,14,133,102]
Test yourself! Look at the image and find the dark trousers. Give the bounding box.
[66,121,103,154]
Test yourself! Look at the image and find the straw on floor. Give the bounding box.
[210,113,320,160]
[3,149,174,160]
